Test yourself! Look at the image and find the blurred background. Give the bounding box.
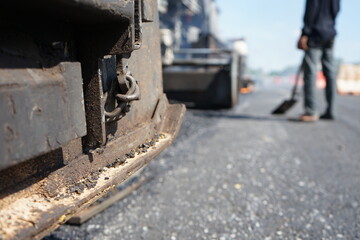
[158,0,360,99]
[218,0,360,73]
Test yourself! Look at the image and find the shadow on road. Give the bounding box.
[193,112,288,122]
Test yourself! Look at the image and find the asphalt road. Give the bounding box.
[46,88,360,240]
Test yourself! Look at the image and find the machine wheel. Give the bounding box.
[210,69,238,108]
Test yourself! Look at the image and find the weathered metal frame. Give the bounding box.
[0,100,185,240]
[0,63,87,170]
[0,0,186,239]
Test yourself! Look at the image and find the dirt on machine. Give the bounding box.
[0,1,185,239]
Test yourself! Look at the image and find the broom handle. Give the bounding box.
[291,57,305,100]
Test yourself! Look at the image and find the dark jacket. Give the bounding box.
[302,0,340,41]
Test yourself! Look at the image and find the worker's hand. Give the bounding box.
[297,35,309,51]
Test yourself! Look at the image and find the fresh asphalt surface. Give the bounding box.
[46,87,360,240]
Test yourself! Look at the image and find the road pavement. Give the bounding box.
[46,88,360,240]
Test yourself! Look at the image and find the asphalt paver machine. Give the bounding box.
[0,1,185,239]
[159,0,247,108]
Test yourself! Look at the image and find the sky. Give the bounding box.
[217,0,360,72]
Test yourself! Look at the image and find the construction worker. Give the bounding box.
[297,0,340,121]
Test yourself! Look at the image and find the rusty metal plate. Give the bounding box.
[0,99,185,240]
[0,62,87,170]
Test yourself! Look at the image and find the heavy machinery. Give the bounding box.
[0,1,185,239]
[158,0,247,108]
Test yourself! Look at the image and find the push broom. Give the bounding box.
[272,57,305,114]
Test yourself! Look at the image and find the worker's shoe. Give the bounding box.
[288,114,319,122]
[320,112,335,120]
[299,114,319,122]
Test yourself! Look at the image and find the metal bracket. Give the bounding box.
[100,55,141,123]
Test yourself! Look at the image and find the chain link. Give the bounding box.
[104,72,140,122]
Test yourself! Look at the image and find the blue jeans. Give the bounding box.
[303,39,336,116]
